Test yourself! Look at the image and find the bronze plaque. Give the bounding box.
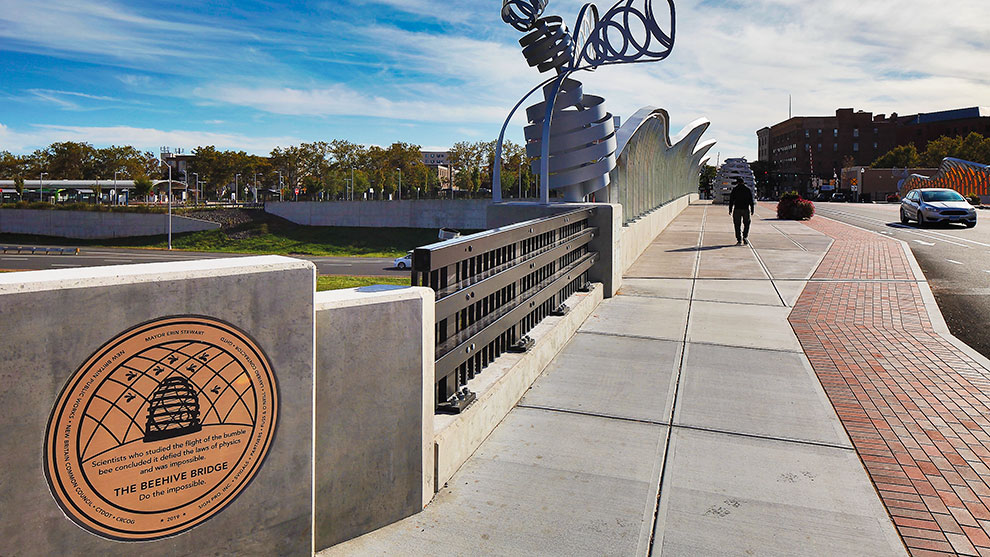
[44,316,279,541]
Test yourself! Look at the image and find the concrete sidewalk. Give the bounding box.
[322,203,910,556]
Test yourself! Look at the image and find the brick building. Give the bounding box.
[758,107,990,197]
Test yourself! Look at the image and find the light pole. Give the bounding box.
[234,173,241,204]
[396,168,401,201]
[113,169,126,205]
[39,172,48,203]
[167,161,173,250]
[350,167,354,200]
[278,171,283,202]
[192,172,199,205]
[518,162,522,199]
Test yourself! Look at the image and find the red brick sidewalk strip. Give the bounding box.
[790,216,990,557]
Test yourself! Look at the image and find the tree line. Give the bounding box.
[0,139,538,201]
[872,132,990,169]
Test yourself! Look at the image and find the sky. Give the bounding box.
[1,0,989,161]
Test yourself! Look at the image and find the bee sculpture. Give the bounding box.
[495,0,676,202]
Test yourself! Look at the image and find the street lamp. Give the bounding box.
[192,172,199,205]
[234,173,241,204]
[254,173,261,203]
[278,171,283,202]
[396,168,401,201]
[39,172,48,203]
[114,169,126,205]
[518,162,523,199]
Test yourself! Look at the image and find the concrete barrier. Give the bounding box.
[487,194,698,298]
[0,256,314,556]
[0,209,220,239]
[266,199,492,229]
[314,285,434,551]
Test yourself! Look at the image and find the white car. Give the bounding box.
[900,188,977,228]
[394,252,413,269]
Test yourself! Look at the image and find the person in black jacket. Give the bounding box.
[728,178,755,245]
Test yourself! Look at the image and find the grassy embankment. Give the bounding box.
[0,219,439,258]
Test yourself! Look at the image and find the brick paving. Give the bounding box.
[790,216,990,556]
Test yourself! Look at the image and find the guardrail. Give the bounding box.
[1,246,79,255]
[413,208,598,413]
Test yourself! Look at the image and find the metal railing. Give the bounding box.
[412,208,598,413]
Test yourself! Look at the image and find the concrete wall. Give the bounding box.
[0,209,220,239]
[0,256,314,556]
[619,193,698,274]
[314,286,434,551]
[266,199,492,230]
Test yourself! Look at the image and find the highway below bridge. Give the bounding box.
[0,246,408,278]
[813,201,990,360]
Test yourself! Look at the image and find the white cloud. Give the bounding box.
[0,122,303,155]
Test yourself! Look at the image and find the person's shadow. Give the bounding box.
[666,245,736,252]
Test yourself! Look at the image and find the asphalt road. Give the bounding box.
[0,246,408,277]
[812,201,990,359]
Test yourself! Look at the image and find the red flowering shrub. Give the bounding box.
[776,191,815,220]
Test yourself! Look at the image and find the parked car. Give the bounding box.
[830,192,847,202]
[394,251,413,269]
[900,188,976,228]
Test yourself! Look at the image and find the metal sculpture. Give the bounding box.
[494,0,676,203]
[900,157,990,198]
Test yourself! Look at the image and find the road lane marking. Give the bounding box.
[819,207,987,247]
[1,257,30,260]
[947,260,964,265]
[52,263,82,267]
[914,240,936,246]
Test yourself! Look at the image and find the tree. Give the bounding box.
[13,175,24,200]
[699,164,717,197]
[44,141,99,179]
[872,144,921,168]
[921,132,990,166]
[133,175,154,201]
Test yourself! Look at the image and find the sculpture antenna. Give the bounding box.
[494,0,677,203]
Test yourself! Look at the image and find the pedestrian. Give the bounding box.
[728,177,755,245]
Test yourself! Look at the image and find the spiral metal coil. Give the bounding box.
[500,0,675,202]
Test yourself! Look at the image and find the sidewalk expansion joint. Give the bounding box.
[513,405,855,453]
[515,404,670,427]
[616,291,788,308]
[576,330,806,355]
[747,245,787,306]
[670,422,855,452]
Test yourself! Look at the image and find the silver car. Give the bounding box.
[900,188,976,228]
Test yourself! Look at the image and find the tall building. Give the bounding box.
[713,158,756,204]
[758,107,990,196]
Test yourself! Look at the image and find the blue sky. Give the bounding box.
[2,0,989,160]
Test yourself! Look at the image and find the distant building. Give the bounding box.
[713,158,756,204]
[839,167,937,201]
[161,149,194,182]
[421,150,452,190]
[758,107,990,198]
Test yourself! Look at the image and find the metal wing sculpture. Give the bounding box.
[494,0,676,203]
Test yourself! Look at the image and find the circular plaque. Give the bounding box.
[44,316,279,541]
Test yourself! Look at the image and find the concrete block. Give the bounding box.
[433,284,603,491]
[313,285,435,551]
[0,256,315,556]
[323,407,665,557]
[521,332,682,422]
[654,428,906,556]
[687,300,802,352]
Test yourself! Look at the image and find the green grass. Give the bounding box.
[316,274,411,291]
[0,222,443,258]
